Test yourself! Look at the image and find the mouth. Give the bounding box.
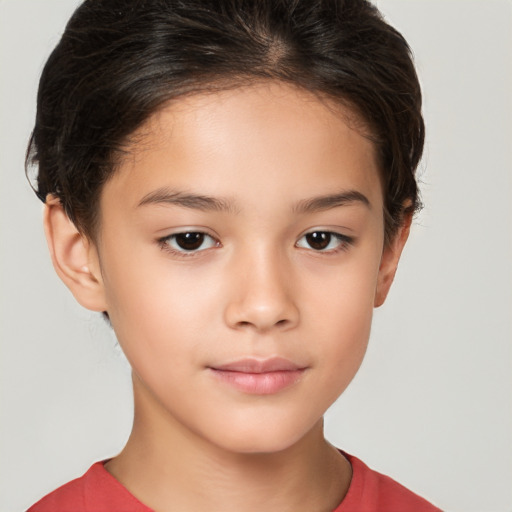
[207,357,307,395]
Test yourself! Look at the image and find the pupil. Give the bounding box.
[306,232,330,250]
[176,232,204,251]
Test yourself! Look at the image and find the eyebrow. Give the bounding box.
[293,190,371,213]
[138,188,239,213]
[138,187,370,214]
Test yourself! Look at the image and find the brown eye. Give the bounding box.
[305,232,332,250]
[174,232,205,251]
[296,231,352,252]
[161,232,218,253]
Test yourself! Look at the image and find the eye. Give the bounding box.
[160,232,219,253]
[296,231,352,252]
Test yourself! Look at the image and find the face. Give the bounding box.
[85,82,401,454]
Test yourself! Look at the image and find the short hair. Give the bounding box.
[26,0,424,243]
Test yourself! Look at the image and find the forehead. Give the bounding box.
[104,81,382,212]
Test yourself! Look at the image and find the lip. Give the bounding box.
[211,357,304,373]
[208,357,307,395]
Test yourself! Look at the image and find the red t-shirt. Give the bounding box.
[28,452,441,511]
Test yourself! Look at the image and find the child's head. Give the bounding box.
[27,0,423,246]
[27,0,424,454]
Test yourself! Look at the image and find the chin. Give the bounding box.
[204,416,323,457]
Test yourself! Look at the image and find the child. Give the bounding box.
[26,0,440,510]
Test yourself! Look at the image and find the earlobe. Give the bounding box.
[374,213,412,308]
[43,196,108,312]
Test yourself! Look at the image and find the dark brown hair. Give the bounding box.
[26,0,424,243]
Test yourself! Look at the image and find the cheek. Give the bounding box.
[315,291,373,389]
[302,252,380,390]
[102,252,222,363]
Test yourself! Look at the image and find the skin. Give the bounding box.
[44,81,411,512]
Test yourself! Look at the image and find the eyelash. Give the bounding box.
[158,232,220,257]
[296,231,354,254]
[157,230,354,258]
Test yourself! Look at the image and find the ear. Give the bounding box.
[43,195,108,312]
[374,212,412,307]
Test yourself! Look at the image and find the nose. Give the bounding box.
[223,247,300,333]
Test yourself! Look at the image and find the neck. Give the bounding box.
[105,374,351,512]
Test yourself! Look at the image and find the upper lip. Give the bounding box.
[209,357,305,374]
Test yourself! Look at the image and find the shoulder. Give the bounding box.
[27,461,151,512]
[336,452,442,512]
[27,466,92,512]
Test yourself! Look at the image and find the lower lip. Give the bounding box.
[209,369,305,395]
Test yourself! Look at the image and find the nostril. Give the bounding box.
[235,318,289,330]
[225,294,300,332]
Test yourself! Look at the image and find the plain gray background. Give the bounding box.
[1,1,511,510]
